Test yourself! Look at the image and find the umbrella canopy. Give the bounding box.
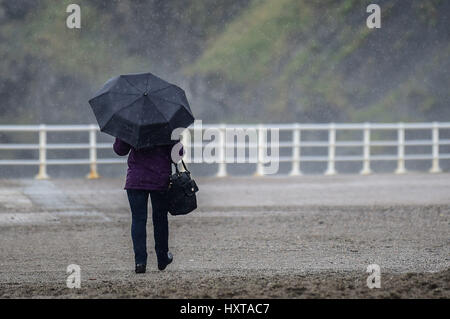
[89,72,194,149]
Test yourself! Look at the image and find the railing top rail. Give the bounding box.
[0,124,96,132]
[1,122,450,132]
[198,122,450,130]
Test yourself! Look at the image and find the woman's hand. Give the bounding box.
[113,137,131,156]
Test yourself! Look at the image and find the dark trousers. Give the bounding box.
[126,189,169,265]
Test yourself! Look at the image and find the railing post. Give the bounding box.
[86,124,100,179]
[325,123,337,175]
[216,124,227,177]
[395,122,406,174]
[360,122,372,175]
[255,124,266,176]
[430,122,442,173]
[35,124,49,180]
[289,123,302,176]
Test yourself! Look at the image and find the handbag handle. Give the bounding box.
[172,159,190,174]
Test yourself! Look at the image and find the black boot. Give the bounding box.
[135,263,146,274]
[157,252,173,271]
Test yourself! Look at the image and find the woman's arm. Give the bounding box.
[113,138,131,156]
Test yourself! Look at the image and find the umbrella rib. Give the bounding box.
[148,84,173,94]
[145,74,150,93]
[101,95,143,130]
[150,94,193,116]
[109,92,142,96]
[89,91,141,103]
[122,77,144,93]
[150,93,182,107]
[144,96,172,131]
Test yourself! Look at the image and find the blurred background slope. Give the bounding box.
[0,0,449,125]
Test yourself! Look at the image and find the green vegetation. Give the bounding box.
[0,0,449,124]
[189,0,450,122]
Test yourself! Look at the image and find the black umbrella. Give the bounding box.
[89,72,194,149]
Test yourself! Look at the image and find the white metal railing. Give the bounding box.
[0,122,449,179]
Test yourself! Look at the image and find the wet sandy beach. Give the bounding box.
[0,174,449,298]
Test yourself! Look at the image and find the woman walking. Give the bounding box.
[89,72,194,273]
[113,137,175,273]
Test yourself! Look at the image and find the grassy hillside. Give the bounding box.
[0,0,145,124]
[0,0,250,124]
[188,0,450,122]
[0,0,448,124]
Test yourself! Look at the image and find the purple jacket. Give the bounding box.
[113,138,174,191]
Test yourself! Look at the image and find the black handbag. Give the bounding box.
[168,160,199,215]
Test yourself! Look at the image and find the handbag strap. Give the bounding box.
[172,159,190,174]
